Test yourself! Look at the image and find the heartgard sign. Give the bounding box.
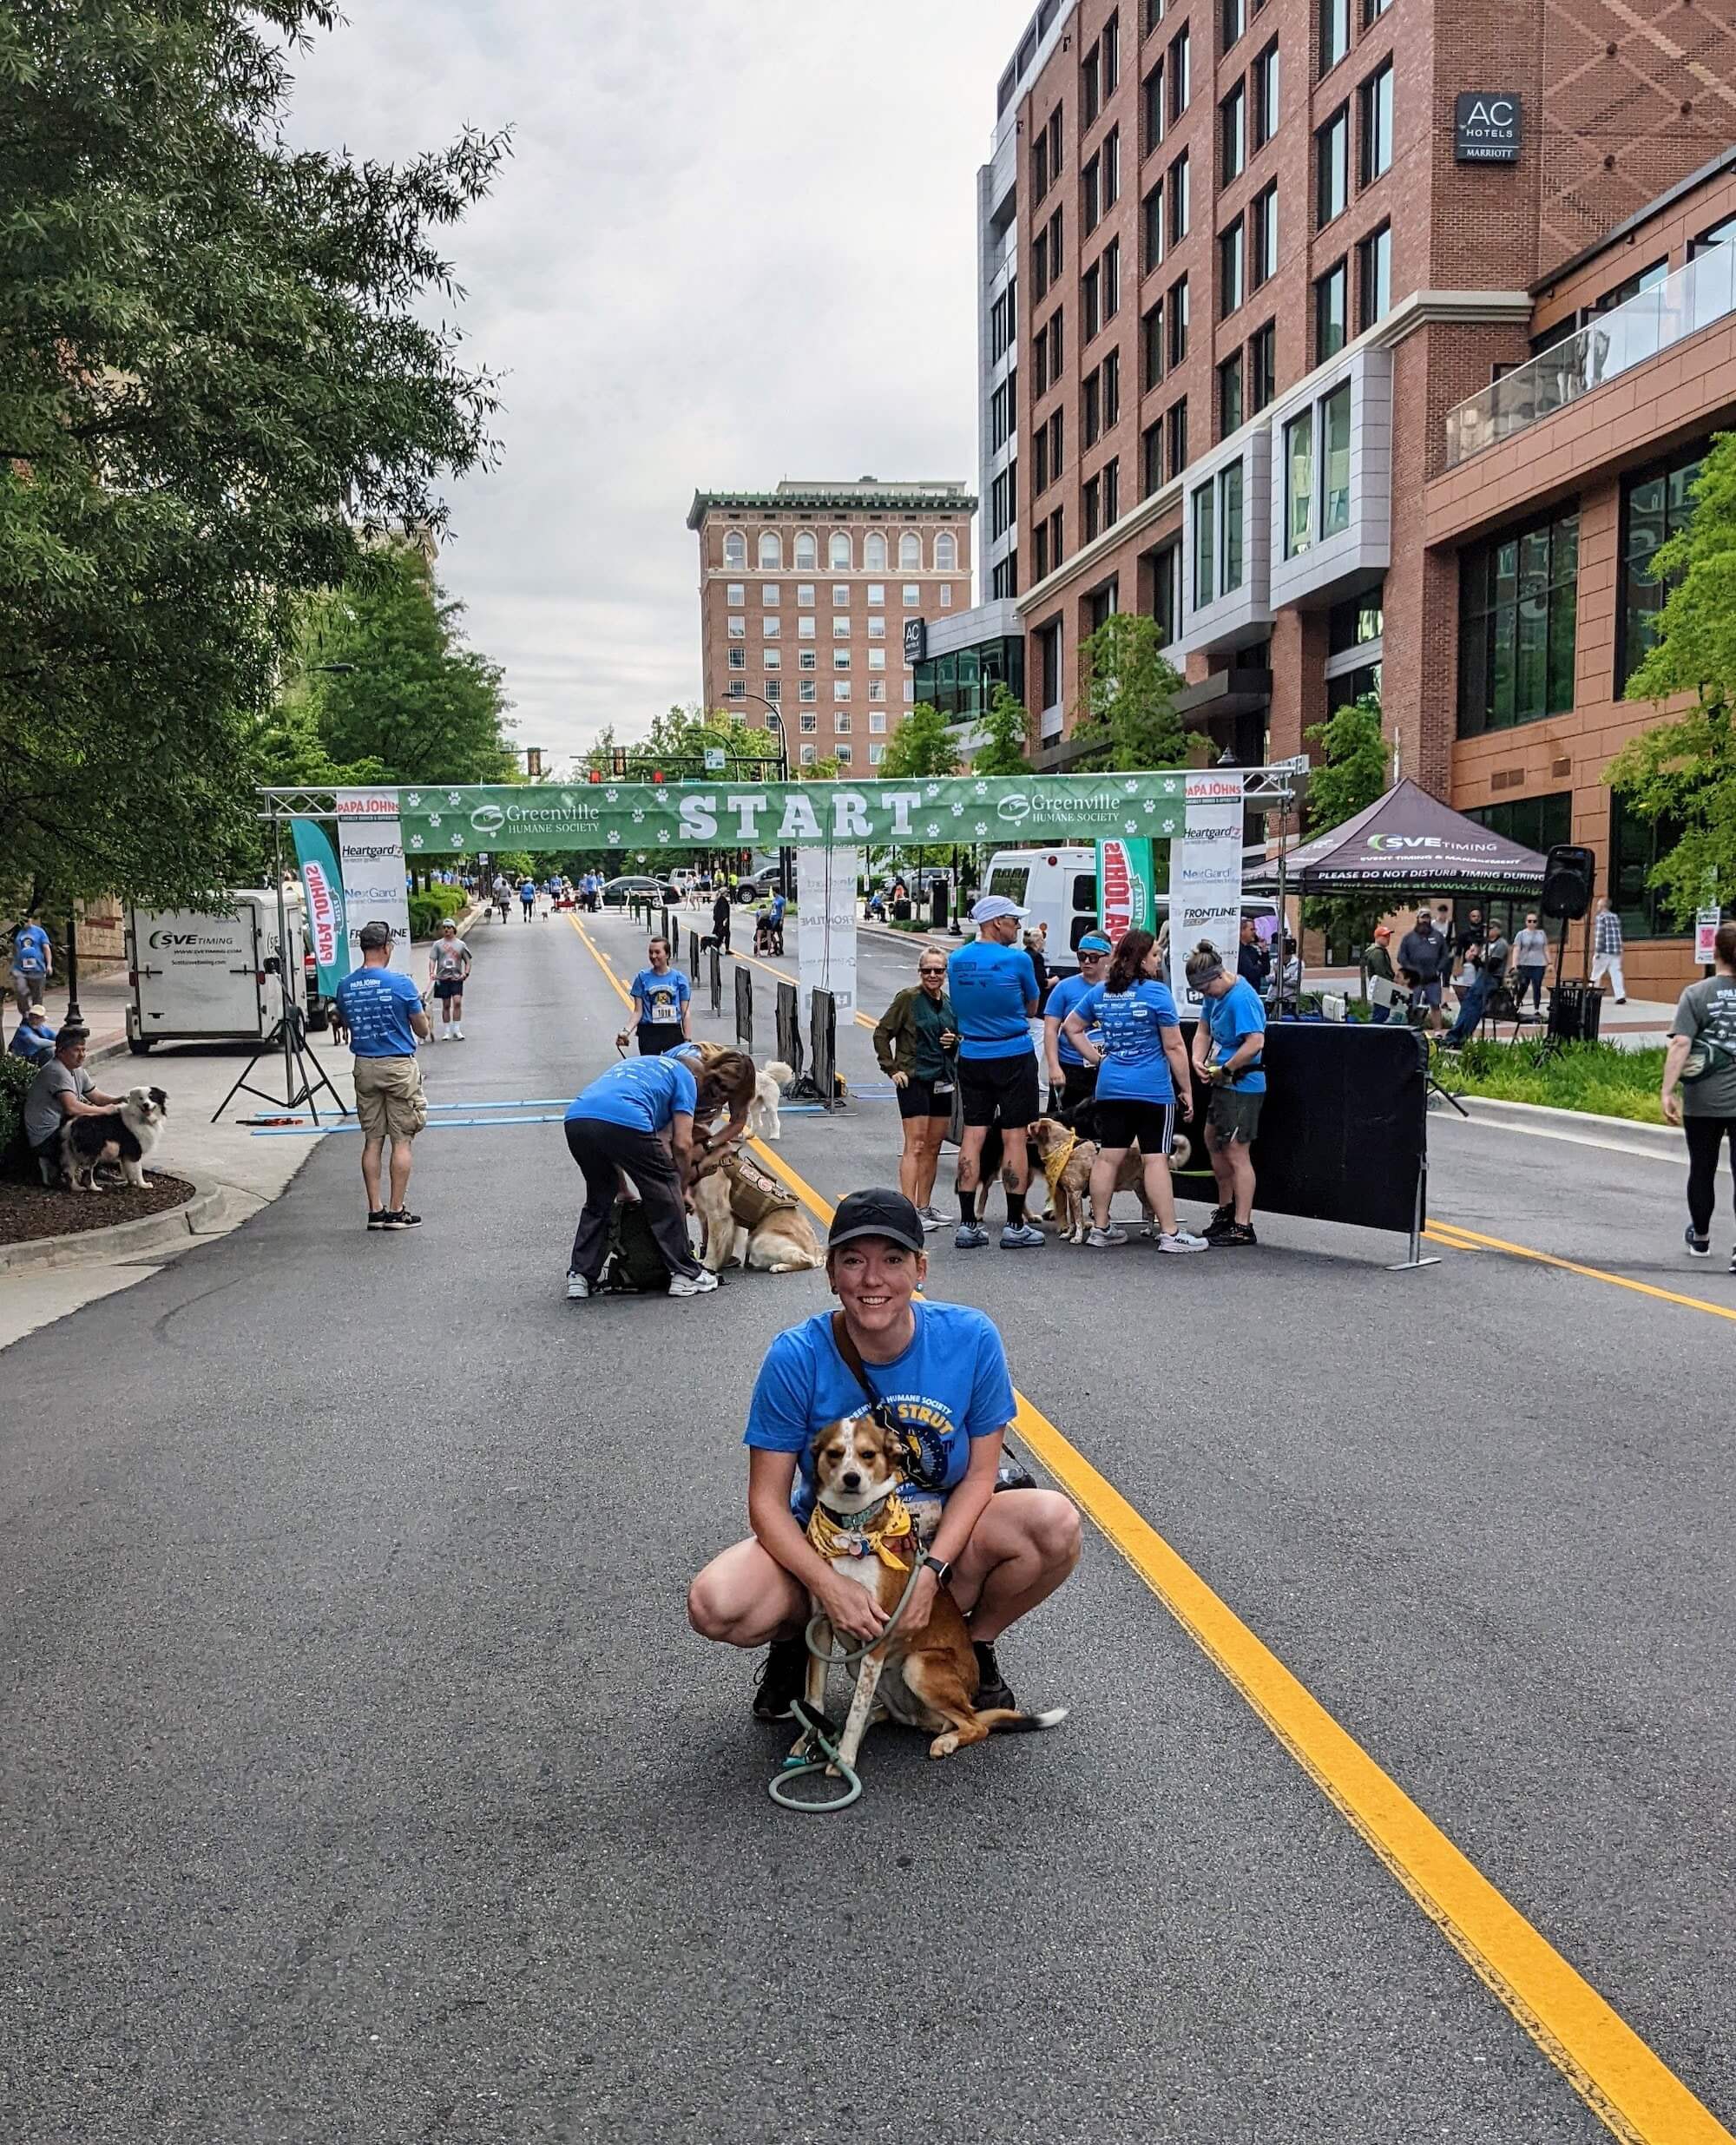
[1456,93,1522,163]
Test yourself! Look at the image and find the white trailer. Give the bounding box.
[124,889,306,1053]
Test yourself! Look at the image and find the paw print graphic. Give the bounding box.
[607,830,622,845]
[406,791,423,808]
[450,832,464,848]
[409,834,424,850]
[447,790,462,806]
[1143,799,1156,814]
[950,802,964,817]
[428,813,442,828]
[632,808,645,823]
[924,821,940,838]
[605,787,619,804]
[657,829,670,843]
[973,819,989,835]
[974,780,988,797]
[1123,779,1139,794]
[924,782,941,799]
[1124,820,1138,834]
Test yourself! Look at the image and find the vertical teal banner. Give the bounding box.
[290,818,350,998]
[1097,838,1155,942]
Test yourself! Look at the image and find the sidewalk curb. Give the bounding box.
[0,1172,232,1275]
[1451,1093,1677,1155]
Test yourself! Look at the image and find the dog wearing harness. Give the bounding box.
[789,1410,1067,1784]
[691,1150,824,1275]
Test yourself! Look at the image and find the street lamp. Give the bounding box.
[736,691,792,900]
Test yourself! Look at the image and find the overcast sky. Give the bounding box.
[286,0,1035,772]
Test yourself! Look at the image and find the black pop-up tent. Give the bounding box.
[1246,777,1549,892]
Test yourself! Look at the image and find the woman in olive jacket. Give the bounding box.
[871,951,958,1228]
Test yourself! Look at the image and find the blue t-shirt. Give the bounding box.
[1205,977,1267,1092]
[11,923,50,975]
[769,893,786,921]
[520,882,536,902]
[566,1052,698,1135]
[9,1019,55,1064]
[948,940,1039,1060]
[1074,979,1180,1102]
[632,966,691,1027]
[334,965,424,1057]
[745,1301,1017,1523]
[1044,971,1098,1067]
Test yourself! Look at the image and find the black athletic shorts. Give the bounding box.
[637,1023,687,1056]
[897,1073,956,1121]
[958,1049,1041,1129]
[432,976,464,1000]
[1092,1096,1176,1154]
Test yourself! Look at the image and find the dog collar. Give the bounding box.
[807,1490,917,1570]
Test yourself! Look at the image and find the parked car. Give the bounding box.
[732,871,782,904]
[602,874,681,909]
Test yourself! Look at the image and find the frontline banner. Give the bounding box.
[393,774,1186,858]
[797,845,861,1018]
[290,817,350,999]
[333,789,416,982]
[1097,838,1155,944]
[1170,772,1246,1008]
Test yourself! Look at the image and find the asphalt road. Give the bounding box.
[2,906,1729,2145]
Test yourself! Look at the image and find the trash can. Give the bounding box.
[929,882,949,930]
[893,898,912,922]
[1549,980,1603,1043]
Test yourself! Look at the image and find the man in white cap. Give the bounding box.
[946,895,1044,1250]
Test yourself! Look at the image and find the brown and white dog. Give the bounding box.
[60,1085,168,1191]
[797,1412,1066,1769]
[1028,1115,1193,1245]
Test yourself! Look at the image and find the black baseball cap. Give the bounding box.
[827,1188,925,1255]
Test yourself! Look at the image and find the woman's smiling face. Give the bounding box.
[829,1238,924,1343]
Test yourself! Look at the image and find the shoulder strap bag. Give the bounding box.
[828,1311,1036,1494]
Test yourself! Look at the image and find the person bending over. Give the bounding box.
[562,1050,719,1300]
[1186,944,1266,1248]
[947,896,1043,1251]
[686,1188,1081,1725]
[1062,927,1204,1253]
[872,951,958,1231]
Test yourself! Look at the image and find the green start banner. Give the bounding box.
[391,774,1187,858]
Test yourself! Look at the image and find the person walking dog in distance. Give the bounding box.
[948,895,1044,1251]
[333,920,431,1231]
[1661,919,1736,1268]
[872,951,958,1231]
[427,919,471,1041]
[1187,944,1266,1249]
[1592,895,1628,1003]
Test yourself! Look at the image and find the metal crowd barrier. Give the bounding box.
[810,988,837,1109]
[708,943,723,1017]
[775,981,804,1082]
[689,932,701,987]
[734,964,753,1052]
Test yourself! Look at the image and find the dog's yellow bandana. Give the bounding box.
[807,1492,916,1571]
[1042,1128,1080,1201]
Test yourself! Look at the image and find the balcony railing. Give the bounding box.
[1444,241,1736,468]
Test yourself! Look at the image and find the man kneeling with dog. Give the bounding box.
[687,1188,1080,1735]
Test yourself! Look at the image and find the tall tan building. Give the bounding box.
[687,481,975,774]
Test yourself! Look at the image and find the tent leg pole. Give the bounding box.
[1389,1159,1441,1272]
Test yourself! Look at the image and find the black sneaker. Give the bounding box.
[1213,1221,1259,1248]
[752,1636,807,1721]
[1685,1224,1711,1259]
[973,1640,1016,1711]
[380,1209,422,1230]
[1203,1204,1236,1241]
[366,1209,393,1230]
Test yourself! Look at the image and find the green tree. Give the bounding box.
[970,682,1033,776]
[0,0,505,917]
[1608,434,1736,921]
[878,701,962,780]
[1300,692,1390,958]
[1069,613,1187,772]
[293,548,515,785]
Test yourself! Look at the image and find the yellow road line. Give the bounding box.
[569,908,1731,2145]
[1427,1219,1736,1325]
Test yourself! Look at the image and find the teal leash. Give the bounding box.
[766,1554,927,1814]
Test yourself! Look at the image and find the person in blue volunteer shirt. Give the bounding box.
[563,1051,718,1300]
[947,895,1043,1251]
[518,876,537,921]
[8,1003,56,1065]
[1042,932,1111,1129]
[332,919,431,1231]
[9,918,52,1017]
[687,1187,1081,1725]
[1062,927,1206,1253]
[621,937,692,1055]
[1187,942,1266,1249]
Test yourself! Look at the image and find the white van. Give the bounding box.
[982,848,1101,970]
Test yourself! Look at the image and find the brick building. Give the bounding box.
[687,481,974,774]
[944,0,1736,990]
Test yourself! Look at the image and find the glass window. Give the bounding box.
[834,681,852,702]
[941,585,954,607]
[1608,791,1687,938]
[1359,59,1392,183]
[727,615,745,638]
[869,743,885,766]
[1193,481,1215,608]
[1252,181,1278,287]
[1142,300,1165,389]
[1315,258,1348,359]
[863,532,887,570]
[1220,352,1244,436]
[1316,106,1349,226]
[764,679,781,702]
[1151,538,1180,643]
[727,646,745,670]
[1220,460,1245,594]
[1320,382,1351,538]
[762,583,780,606]
[899,532,922,569]
[1250,319,1277,411]
[903,583,921,607]
[867,583,884,605]
[762,615,780,637]
[1329,586,1384,651]
[1619,446,1703,690]
[936,532,957,570]
[836,745,854,765]
[799,648,817,671]
[1285,408,1313,557]
[1169,23,1190,118]
[1691,213,1736,257]
[1169,151,1190,244]
[759,532,782,568]
[1358,221,1391,329]
[763,647,780,668]
[1319,0,1349,73]
[870,711,887,735]
[868,648,887,669]
[726,582,745,604]
[799,680,817,703]
[794,532,817,569]
[1167,397,1188,481]
[727,677,745,698]
[798,616,816,641]
[1253,40,1279,147]
[833,648,852,670]
[1168,273,1189,366]
[723,530,746,567]
[1221,82,1246,184]
[1142,419,1164,497]
[832,583,850,607]
[870,679,888,701]
[867,615,886,638]
[1363,0,1391,17]
[829,532,852,569]
[1223,0,1246,49]
[797,583,815,605]
[832,615,851,638]
[1142,182,1165,272]
[1457,509,1580,736]
[1084,474,1102,543]
[1220,219,1245,317]
[904,680,916,701]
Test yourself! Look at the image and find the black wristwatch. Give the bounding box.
[922,1553,953,1586]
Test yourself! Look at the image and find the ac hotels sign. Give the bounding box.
[1455,93,1522,163]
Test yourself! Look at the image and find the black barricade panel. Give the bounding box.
[1174,1021,1427,1237]
[811,990,837,1102]
[775,982,803,1079]
[734,963,753,1050]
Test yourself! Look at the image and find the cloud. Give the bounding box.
[286,0,1033,769]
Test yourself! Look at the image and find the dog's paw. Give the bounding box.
[927,1733,962,1760]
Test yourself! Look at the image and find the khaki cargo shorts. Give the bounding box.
[352,1055,428,1142]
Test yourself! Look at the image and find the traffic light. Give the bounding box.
[652,769,665,785]
[587,769,602,783]
[611,746,628,777]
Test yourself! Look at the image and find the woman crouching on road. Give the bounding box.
[1061,926,1205,1254]
[562,1046,757,1301]
[686,1187,1081,1726]
[871,952,958,1234]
